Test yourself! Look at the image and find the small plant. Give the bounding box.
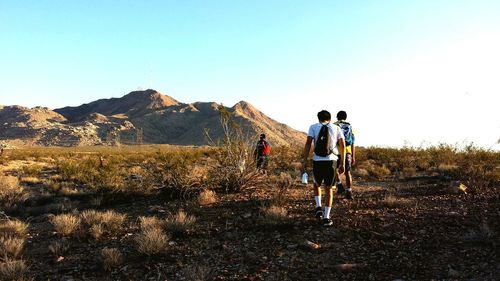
[89,224,104,240]
[382,195,411,208]
[80,210,127,236]
[0,259,29,281]
[135,227,169,255]
[101,247,123,271]
[165,211,196,234]
[0,176,28,208]
[138,216,165,231]
[0,220,29,238]
[262,206,288,225]
[51,214,81,236]
[48,240,69,258]
[99,211,127,233]
[181,264,212,281]
[0,237,25,259]
[197,189,217,206]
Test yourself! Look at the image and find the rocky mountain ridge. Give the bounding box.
[0,89,305,147]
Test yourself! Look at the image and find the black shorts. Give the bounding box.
[313,161,336,187]
[336,153,352,172]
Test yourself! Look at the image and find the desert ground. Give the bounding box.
[0,144,499,280]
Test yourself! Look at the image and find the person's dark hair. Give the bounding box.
[337,110,347,121]
[317,110,331,122]
[260,134,266,139]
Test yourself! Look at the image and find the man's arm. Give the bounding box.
[302,136,313,171]
[338,138,346,175]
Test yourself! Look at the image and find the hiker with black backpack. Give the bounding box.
[254,133,271,172]
[334,110,356,199]
[302,110,345,227]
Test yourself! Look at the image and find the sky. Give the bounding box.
[1,0,499,149]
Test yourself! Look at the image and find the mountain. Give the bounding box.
[0,90,305,147]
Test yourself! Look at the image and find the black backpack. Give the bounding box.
[314,125,332,157]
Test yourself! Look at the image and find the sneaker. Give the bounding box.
[345,190,353,200]
[322,218,333,227]
[314,207,323,219]
[336,183,345,194]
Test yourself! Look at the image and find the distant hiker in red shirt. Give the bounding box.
[254,134,271,172]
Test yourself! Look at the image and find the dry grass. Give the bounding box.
[48,240,68,258]
[0,220,29,238]
[165,211,196,234]
[51,214,81,236]
[382,195,412,208]
[19,177,41,185]
[0,176,28,208]
[0,259,30,281]
[0,237,24,260]
[262,206,288,225]
[101,247,123,271]
[135,227,169,255]
[197,189,217,206]
[89,224,104,240]
[181,264,212,281]
[81,210,127,236]
[138,216,165,231]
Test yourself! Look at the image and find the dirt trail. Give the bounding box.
[18,176,499,280]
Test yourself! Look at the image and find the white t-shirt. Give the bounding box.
[308,122,344,161]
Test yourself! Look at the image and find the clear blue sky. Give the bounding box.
[1,0,499,148]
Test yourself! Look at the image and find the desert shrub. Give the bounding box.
[135,227,169,255]
[21,164,43,177]
[56,155,125,192]
[48,240,69,258]
[269,145,302,174]
[0,237,24,260]
[261,206,288,225]
[138,216,165,231]
[80,210,127,237]
[357,160,391,180]
[0,220,28,239]
[150,150,203,198]
[0,176,28,208]
[455,145,500,190]
[51,214,81,236]
[269,172,294,206]
[165,211,196,234]
[197,189,217,206]
[0,259,29,281]
[205,106,263,192]
[101,247,123,271]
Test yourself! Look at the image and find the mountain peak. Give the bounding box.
[123,89,179,109]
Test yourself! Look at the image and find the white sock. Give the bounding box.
[336,181,343,186]
[314,196,321,208]
[346,187,352,192]
[324,206,331,219]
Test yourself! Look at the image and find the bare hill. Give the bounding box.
[0,90,305,146]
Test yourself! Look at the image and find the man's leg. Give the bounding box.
[335,158,345,194]
[344,154,353,199]
[321,161,335,226]
[312,161,324,218]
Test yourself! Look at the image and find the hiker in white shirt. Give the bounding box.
[302,110,345,227]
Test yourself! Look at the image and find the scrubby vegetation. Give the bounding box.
[0,141,498,280]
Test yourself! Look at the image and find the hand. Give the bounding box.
[351,156,356,166]
[338,165,345,175]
